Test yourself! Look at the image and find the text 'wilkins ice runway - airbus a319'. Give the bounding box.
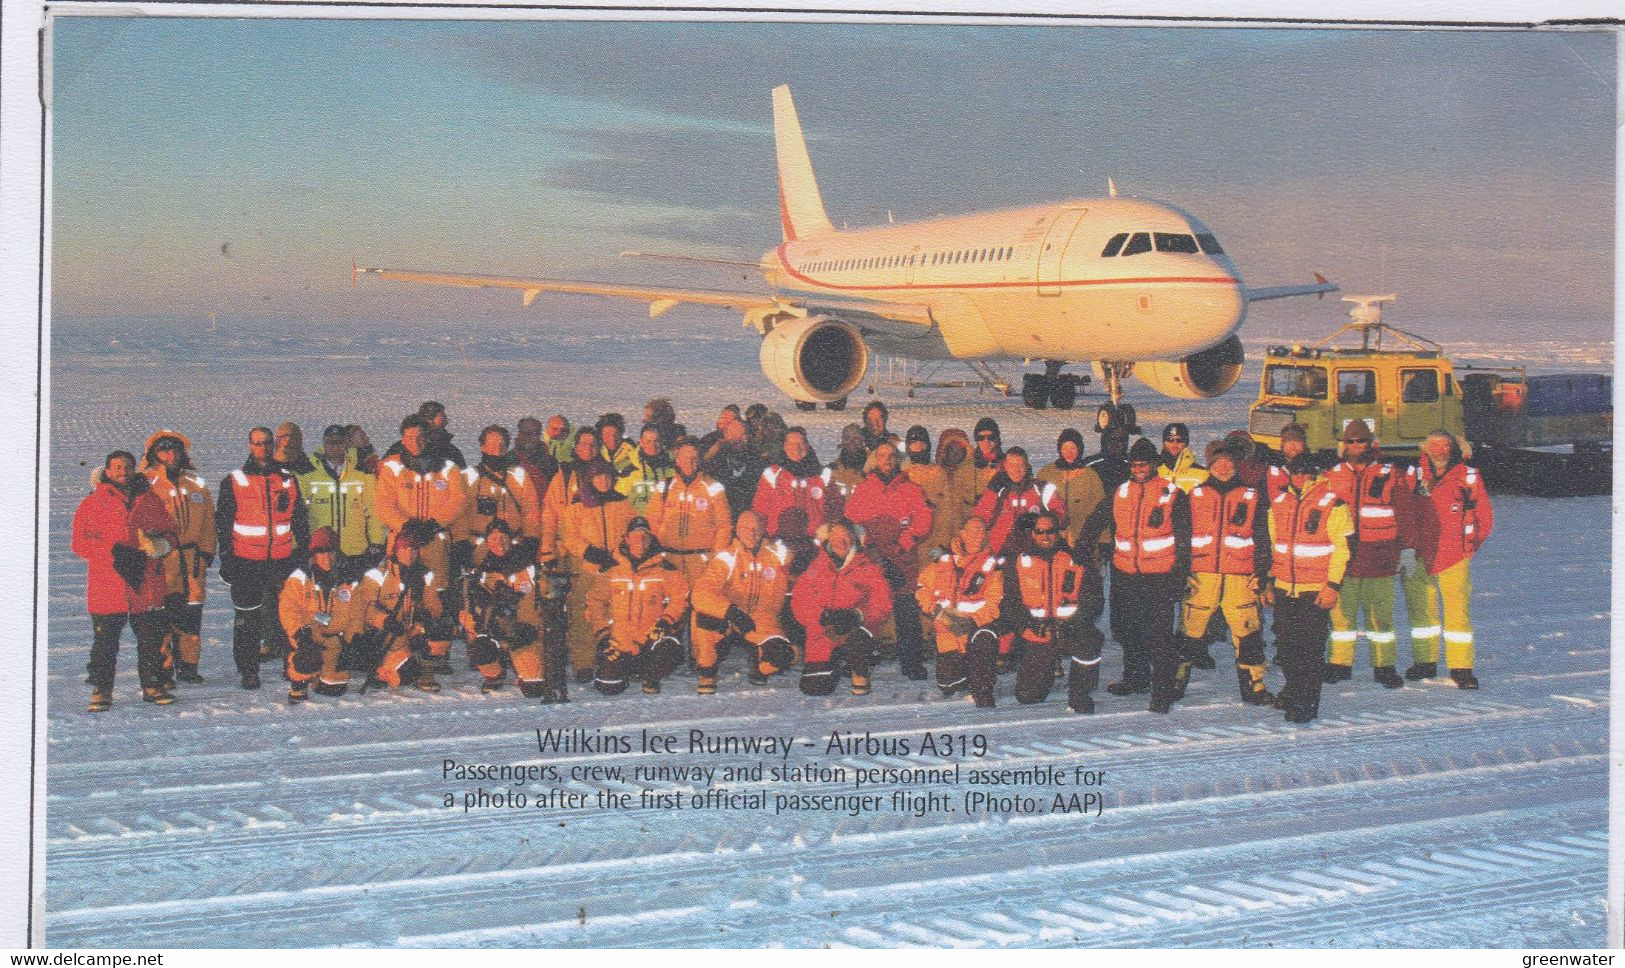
[356,85,1336,429]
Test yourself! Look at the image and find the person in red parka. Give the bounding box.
[790,519,892,696]
[73,451,181,711]
[842,442,934,679]
[1402,430,1494,688]
[973,447,1064,556]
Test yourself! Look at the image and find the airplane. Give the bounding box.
[356,85,1335,430]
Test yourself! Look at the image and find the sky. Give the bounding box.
[49,18,1616,343]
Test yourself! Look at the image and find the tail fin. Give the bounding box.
[772,85,835,241]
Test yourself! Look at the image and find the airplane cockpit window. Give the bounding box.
[1196,233,1224,255]
[1154,233,1200,254]
[1101,233,1128,257]
[1121,232,1153,256]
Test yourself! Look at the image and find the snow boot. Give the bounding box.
[142,686,175,706]
[87,689,112,713]
[1171,660,1193,700]
[1237,666,1275,706]
[901,662,928,681]
[642,678,662,695]
[1147,697,1173,714]
[480,676,505,694]
[1069,693,1095,715]
[697,665,718,695]
[1373,666,1405,689]
[1450,668,1480,690]
[850,674,870,697]
[1106,678,1149,696]
[972,694,995,708]
[240,670,261,690]
[573,667,595,685]
[287,681,309,705]
[1405,661,1438,681]
[176,661,205,684]
[747,666,770,686]
[1321,663,1352,684]
[1284,707,1317,724]
[415,672,442,693]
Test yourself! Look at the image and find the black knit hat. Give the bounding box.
[905,425,931,448]
[973,417,1001,441]
[1286,453,1320,476]
[1162,422,1189,444]
[1057,427,1085,453]
[1128,438,1160,463]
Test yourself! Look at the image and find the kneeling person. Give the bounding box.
[790,520,892,696]
[280,527,362,702]
[462,521,565,701]
[349,530,443,692]
[692,510,796,693]
[586,517,689,695]
[1005,512,1104,712]
[916,517,1005,705]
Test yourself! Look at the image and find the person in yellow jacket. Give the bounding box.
[596,413,647,502]
[586,517,690,695]
[374,414,469,671]
[1265,454,1354,723]
[460,520,564,701]
[1156,422,1210,493]
[349,529,444,692]
[299,424,388,568]
[539,429,601,564]
[563,459,637,679]
[457,425,542,552]
[279,527,363,703]
[691,510,795,693]
[141,430,216,685]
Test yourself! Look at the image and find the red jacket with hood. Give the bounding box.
[72,471,179,615]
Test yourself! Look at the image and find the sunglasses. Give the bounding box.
[1033,528,1059,537]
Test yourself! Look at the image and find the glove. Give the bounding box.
[819,607,862,638]
[110,544,150,589]
[943,611,974,636]
[724,605,756,635]
[295,627,316,652]
[651,617,679,639]
[381,616,407,637]
[582,545,616,571]
[1315,586,1340,610]
[363,544,386,567]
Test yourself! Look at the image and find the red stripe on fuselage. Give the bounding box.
[773,244,1235,293]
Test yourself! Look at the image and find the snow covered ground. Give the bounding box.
[43,325,1610,947]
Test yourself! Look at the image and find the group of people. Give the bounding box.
[72,395,1492,724]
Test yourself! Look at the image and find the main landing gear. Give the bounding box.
[1021,360,1087,410]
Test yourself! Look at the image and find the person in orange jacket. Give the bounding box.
[461,520,565,701]
[563,458,638,679]
[691,510,796,692]
[790,519,892,696]
[916,517,1004,702]
[140,430,216,686]
[586,517,689,695]
[1265,454,1354,723]
[1402,430,1494,688]
[280,526,363,703]
[374,414,468,675]
[1002,511,1104,712]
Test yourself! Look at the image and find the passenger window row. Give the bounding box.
[803,245,1019,274]
[1101,232,1224,257]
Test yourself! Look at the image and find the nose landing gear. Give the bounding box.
[1021,360,1087,410]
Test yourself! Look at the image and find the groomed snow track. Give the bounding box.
[44,342,1610,947]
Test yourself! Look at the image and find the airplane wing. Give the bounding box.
[354,263,936,337]
[1244,273,1339,303]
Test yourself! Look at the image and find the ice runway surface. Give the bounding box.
[44,328,1610,947]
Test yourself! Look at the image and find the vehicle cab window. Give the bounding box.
[1401,369,1440,403]
[1101,233,1128,257]
[1154,233,1199,254]
[1337,369,1377,405]
[1121,232,1152,256]
[1265,364,1327,399]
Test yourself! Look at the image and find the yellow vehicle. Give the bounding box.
[1248,295,1465,459]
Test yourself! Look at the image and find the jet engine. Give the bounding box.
[1134,334,1246,400]
[758,316,869,403]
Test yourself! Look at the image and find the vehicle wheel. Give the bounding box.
[1022,374,1050,409]
[824,396,848,412]
[794,400,818,412]
[1049,377,1077,410]
[1120,403,1137,434]
[1095,404,1114,432]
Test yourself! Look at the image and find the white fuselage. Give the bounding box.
[760,197,1247,363]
